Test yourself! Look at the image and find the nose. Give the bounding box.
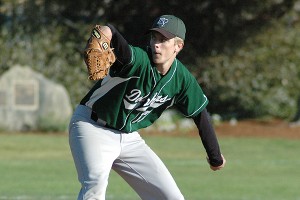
[150,40,158,49]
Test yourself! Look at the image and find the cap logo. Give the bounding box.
[157,18,169,27]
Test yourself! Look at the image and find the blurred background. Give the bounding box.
[1,0,300,127]
[0,1,300,199]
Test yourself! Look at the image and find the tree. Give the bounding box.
[0,0,298,119]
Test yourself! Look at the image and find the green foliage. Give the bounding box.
[0,6,94,106]
[37,115,69,132]
[199,16,300,119]
[0,0,299,119]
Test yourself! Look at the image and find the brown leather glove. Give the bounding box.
[83,25,116,80]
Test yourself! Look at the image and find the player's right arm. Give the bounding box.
[97,24,132,66]
[106,24,132,71]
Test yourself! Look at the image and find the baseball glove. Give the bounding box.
[83,25,116,80]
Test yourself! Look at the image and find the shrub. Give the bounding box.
[198,17,300,119]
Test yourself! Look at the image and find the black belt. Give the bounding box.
[91,111,98,122]
[90,110,108,127]
[80,103,108,127]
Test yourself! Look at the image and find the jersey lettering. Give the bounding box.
[131,110,151,124]
[125,89,144,103]
[143,93,171,107]
[123,89,171,123]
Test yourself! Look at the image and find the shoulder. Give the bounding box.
[130,46,151,56]
[175,59,196,82]
[129,46,152,65]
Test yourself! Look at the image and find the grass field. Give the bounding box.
[0,132,299,200]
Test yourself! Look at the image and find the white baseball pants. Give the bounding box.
[69,105,184,200]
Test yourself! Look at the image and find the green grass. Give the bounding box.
[0,133,299,200]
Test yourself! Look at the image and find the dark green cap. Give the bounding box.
[149,15,186,40]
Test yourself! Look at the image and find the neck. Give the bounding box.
[156,65,170,75]
[156,57,176,75]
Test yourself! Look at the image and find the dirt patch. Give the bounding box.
[143,119,300,139]
[215,119,300,139]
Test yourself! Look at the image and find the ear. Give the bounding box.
[175,42,184,54]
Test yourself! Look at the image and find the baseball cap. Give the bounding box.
[148,15,186,40]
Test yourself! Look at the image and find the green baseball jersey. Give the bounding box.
[81,46,208,133]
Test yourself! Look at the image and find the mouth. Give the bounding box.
[152,51,160,63]
[152,51,161,56]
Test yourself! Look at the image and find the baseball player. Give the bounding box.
[69,15,226,200]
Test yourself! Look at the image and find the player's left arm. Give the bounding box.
[193,108,226,171]
[107,24,132,67]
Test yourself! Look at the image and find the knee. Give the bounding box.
[79,179,108,200]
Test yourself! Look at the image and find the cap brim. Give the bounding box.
[148,28,176,39]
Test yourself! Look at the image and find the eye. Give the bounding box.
[150,33,168,43]
[150,34,158,40]
[161,38,168,43]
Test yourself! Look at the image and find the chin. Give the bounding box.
[152,58,160,64]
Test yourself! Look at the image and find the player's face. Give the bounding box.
[150,32,178,68]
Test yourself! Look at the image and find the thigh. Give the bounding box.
[69,114,121,198]
[112,134,184,200]
[70,116,121,175]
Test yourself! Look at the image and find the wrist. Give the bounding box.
[207,156,223,167]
